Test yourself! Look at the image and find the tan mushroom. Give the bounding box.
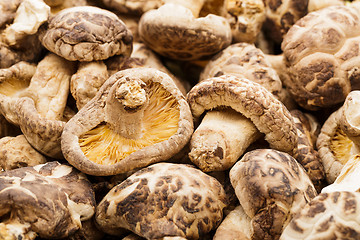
[39,6,133,62]
[0,134,47,171]
[45,0,88,15]
[138,1,232,61]
[100,0,163,16]
[0,161,96,240]
[186,74,297,172]
[225,0,266,43]
[61,68,193,176]
[230,149,317,240]
[280,191,360,240]
[281,5,360,110]
[95,162,228,239]
[307,0,344,12]
[0,0,22,28]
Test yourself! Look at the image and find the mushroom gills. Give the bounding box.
[79,81,180,165]
[189,108,262,172]
[330,127,354,165]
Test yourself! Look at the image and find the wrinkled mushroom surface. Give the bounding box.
[230,149,317,240]
[0,161,96,240]
[280,191,360,240]
[95,162,228,239]
[39,6,133,61]
[62,68,193,176]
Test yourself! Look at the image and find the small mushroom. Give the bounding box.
[95,162,228,239]
[61,68,193,176]
[186,74,297,172]
[45,0,88,15]
[280,191,360,239]
[281,5,360,110]
[0,161,96,240]
[39,6,133,61]
[138,2,232,61]
[0,134,47,171]
[225,0,266,43]
[230,149,317,240]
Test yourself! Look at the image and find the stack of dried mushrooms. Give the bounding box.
[1,0,360,239]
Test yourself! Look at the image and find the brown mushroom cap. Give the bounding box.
[281,5,360,110]
[101,0,163,15]
[0,161,96,239]
[138,3,232,61]
[187,75,298,154]
[39,6,133,61]
[280,191,360,240]
[230,149,317,240]
[61,68,193,176]
[95,162,228,239]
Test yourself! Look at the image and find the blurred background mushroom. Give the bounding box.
[95,162,228,239]
[62,68,193,176]
[0,161,96,240]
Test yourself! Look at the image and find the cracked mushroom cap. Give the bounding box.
[95,162,228,239]
[281,5,360,110]
[230,149,317,240]
[0,161,96,240]
[186,74,298,154]
[280,191,360,240]
[39,6,133,61]
[138,3,232,61]
[61,67,193,176]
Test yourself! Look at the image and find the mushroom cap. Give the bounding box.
[61,68,193,176]
[101,0,163,15]
[186,74,298,154]
[340,90,360,146]
[138,3,232,61]
[230,149,317,240]
[280,191,360,240]
[95,162,228,239]
[281,5,360,110]
[39,6,133,61]
[0,161,96,239]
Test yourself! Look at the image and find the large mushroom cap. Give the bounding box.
[39,6,133,61]
[0,161,96,240]
[280,191,360,240]
[62,67,193,176]
[95,162,228,239]
[230,149,317,240]
[281,5,360,110]
[138,3,232,61]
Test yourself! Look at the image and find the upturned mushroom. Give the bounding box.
[0,161,96,240]
[138,1,232,61]
[280,191,360,239]
[95,162,228,239]
[281,5,360,110]
[38,6,133,62]
[0,134,47,170]
[186,74,297,172]
[230,149,317,240]
[61,68,193,176]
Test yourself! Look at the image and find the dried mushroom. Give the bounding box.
[281,5,360,110]
[0,0,22,28]
[39,6,133,61]
[100,0,163,15]
[62,68,193,176]
[0,134,47,171]
[95,162,228,239]
[0,161,96,240]
[280,191,360,239]
[138,2,232,61]
[0,53,76,158]
[225,0,266,43]
[46,0,88,15]
[230,149,317,240]
[186,74,297,172]
[307,0,344,12]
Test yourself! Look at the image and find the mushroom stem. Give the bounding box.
[164,0,205,17]
[105,78,148,139]
[189,109,262,172]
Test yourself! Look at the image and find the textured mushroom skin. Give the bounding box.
[282,5,360,110]
[96,163,228,239]
[0,161,96,239]
[230,149,317,240]
[187,75,298,154]
[280,191,360,240]
[39,6,133,61]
